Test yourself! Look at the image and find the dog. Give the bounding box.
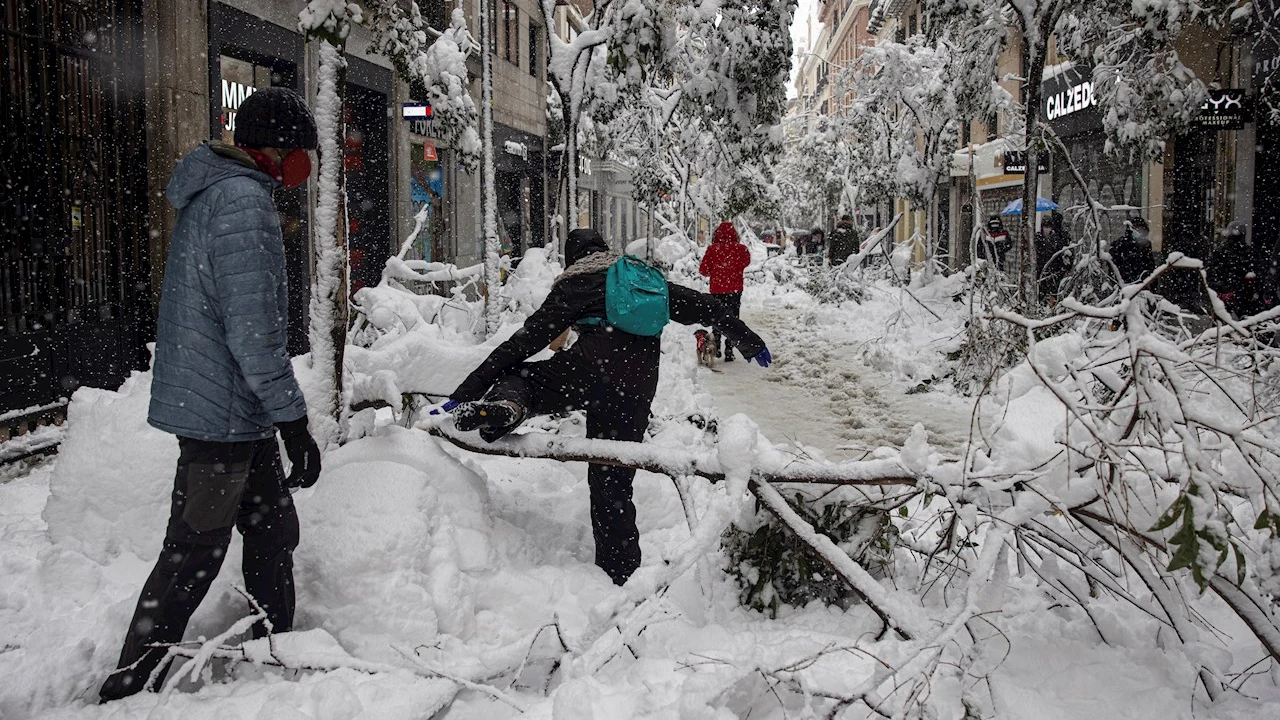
[694,328,717,368]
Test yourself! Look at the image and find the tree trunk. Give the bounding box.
[480,0,501,335]
[566,113,579,236]
[1019,31,1049,307]
[309,39,349,447]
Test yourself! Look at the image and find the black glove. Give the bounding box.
[276,417,321,489]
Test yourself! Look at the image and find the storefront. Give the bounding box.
[1,0,152,420]
[209,2,311,354]
[408,126,450,263]
[1251,2,1280,260]
[1043,65,1144,248]
[343,58,393,298]
[494,122,546,257]
[210,2,395,350]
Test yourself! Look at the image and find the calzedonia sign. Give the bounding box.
[1045,80,1095,121]
[1042,66,1103,138]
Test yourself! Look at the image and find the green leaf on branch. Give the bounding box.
[1149,494,1184,532]
[1166,529,1198,573]
[1233,542,1247,586]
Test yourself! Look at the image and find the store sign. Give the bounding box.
[1044,80,1095,121]
[408,119,438,137]
[423,140,438,162]
[1042,66,1102,139]
[221,79,256,133]
[1250,0,1280,84]
[503,141,528,160]
[402,102,433,119]
[1001,150,1049,174]
[1192,89,1251,130]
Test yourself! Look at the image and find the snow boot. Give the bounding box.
[454,400,526,442]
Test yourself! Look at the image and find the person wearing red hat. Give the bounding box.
[699,221,752,360]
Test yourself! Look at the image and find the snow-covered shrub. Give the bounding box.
[952,263,1025,395]
[722,490,897,618]
[803,265,866,305]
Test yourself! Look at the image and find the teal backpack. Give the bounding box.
[583,255,670,336]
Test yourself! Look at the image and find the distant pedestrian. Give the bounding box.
[100,88,322,702]
[443,228,769,586]
[807,227,826,257]
[1208,221,1274,317]
[700,221,753,360]
[981,216,1011,271]
[1110,216,1156,285]
[828,215,859,265]
[1035,211,1072,303]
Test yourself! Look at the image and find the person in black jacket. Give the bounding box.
[827,215,860,266]
[1035,211,1072,304]
[445,228,770,585]
[1208,221,1274,317]
[1109,216,1156,285]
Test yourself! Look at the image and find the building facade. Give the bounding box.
[3,0,152,428]
[0,0,552,424]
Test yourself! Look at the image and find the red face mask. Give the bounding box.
[281,149,312,189]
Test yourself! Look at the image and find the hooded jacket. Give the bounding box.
[148,143,307,442]
[828,218,860,265]
[1109,225,1155,285]
[451,228,766,402]
[699,224,751,294]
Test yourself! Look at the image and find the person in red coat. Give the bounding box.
[699,221,752,360]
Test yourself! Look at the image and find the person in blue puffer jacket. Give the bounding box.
[100,87,323,702]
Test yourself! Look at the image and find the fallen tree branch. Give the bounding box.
[425,423,920,487]
[428,421,927,644]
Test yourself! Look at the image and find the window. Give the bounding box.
[529,23,540,77]
[503,1,519,64]
[908,13,917,38]
[962,119,971,146]
[488,0,497,53]
[423,0,447,29]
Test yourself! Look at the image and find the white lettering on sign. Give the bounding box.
[1045,80,1095,121]
[222,80,256,132]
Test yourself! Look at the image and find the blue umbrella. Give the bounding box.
[1000,197,1059,215]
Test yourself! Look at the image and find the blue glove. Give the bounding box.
[752,349,772,368]
[429,399,460,416]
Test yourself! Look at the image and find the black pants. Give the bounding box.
[99,436,299,702]
[711,292,742,358]
[485,329,659,585]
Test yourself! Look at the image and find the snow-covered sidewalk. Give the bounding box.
[702,301,978,464]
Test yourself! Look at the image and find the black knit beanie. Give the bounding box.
[234,87,318,150]
[566,228,608,266]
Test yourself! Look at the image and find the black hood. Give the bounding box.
[566,228,608,266]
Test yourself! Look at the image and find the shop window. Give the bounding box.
[220,55,276,143]
[410,142,448,263]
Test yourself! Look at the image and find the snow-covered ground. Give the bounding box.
[703,303,977,463]
[3,267,1279,719]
